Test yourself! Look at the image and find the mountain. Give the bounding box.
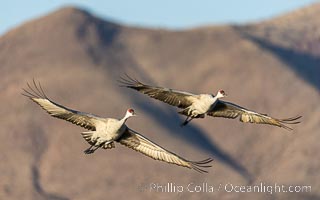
[0,5,319,200]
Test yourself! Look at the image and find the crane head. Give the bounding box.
[126,108,137,117]
[217,90,227,98]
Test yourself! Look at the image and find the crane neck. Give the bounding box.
[211,95,220,102]
[120,115,131,124]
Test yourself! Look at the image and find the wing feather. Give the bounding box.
[119,75,196,109]
[207,101,301,130]
[22,80,102,131]
[117,128,213,173]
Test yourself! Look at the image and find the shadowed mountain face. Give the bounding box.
[1,5,319,200]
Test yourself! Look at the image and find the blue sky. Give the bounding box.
[1,0,318,35]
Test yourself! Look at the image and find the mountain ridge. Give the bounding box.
[1,5,319,200]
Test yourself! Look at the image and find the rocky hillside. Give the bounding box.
[0,5,319,200]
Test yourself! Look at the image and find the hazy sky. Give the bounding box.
[1,0,318,35]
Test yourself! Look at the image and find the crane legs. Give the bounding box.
[84,145,100,154]
[180,116,193,127]
[84,141,114,154]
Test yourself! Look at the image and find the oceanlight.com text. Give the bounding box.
[138,182,311,195]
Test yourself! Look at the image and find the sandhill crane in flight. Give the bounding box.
[22,80,213,173]
[119,75,301,130]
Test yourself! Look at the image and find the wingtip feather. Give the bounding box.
[189,157,214,173]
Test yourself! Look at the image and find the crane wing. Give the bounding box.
[117,128,213,173]
[119,75,196,109]
[207,100,301,130]
[22,80,103,131]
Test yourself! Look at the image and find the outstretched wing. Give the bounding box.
[207,100,301,130]
[22,80,103,131]
[117,128,213,173]
[119,75,196,109]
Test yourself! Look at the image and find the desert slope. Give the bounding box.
[0,5,319,200]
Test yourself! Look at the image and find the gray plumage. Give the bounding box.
[22,80,212,173]
[119,75,301,130]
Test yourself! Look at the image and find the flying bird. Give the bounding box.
[119,75,301,130]
[22,80,212,173]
